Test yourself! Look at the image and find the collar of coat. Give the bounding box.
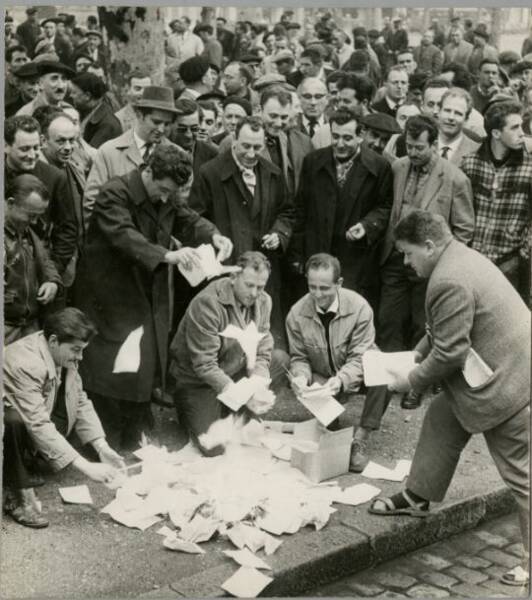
[121,169,150,206]
[36,331,61,382]
[218,148,282,182]
[298,288,352,319]
[313,143,383,177]
[85,99,111,125]
[477,138,525,167]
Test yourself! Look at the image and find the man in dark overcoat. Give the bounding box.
[188,116,295,348]
[75,145,232,449]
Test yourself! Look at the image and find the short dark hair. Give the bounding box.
[235,115,264,138]
[300,47,323,65]
[6,174,49,204]
[326,70,344,85]
[236,251,271,273]
[196,23,213,36]
[260,86,293,108]
[198,99,219,116]
[6,45,28,63]
[71,72,107,99]
[305,253,341,281]
[175,98,199,117]
[5,115,40,145]
[216,16,227,24]
[329,107,358,127]
[147,145,193,185]
[394,210,452,246]
[225,61,253,86]
[404,114,438,144]
[342,50,370,73]
[43,308,97,343]
[127,69,150,85]
[337,72,375,103]
[479,58,500,70]
[440,62,472,90]
[423,77,450,94]
[484,100,523,136]
[408,72,429,92]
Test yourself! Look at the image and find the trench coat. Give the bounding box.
[75,169,218,403]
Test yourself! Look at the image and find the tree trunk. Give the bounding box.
[490,7,502,49]
[99,6,167,103]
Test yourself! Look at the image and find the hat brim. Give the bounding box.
[133,100,179,113]
[37,64,76,78]
[87,31,103,38]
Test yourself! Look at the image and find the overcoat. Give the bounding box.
[75,170,217,403]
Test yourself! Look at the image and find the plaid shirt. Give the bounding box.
[461,142,532,264]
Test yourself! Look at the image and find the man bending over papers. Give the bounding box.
[3,308,125,529]
[169,251,289,456]
[371,211,530,588]
[286,253,388,472]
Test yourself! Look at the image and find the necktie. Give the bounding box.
[317,311,336,372]
[241,168,256,196]
[142,143,153,163]
[307,117,318,138]
[441,146,451,159]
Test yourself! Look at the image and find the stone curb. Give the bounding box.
[163,486,515,598]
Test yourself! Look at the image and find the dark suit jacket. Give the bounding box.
[371,96,398,118]
[83,101,123,149]
[54,34,73,65]
[5,161,77,273]
[193,140,218,182]
[16,20,41,57]
[294,145,393,294]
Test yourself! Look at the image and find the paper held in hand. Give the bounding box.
[296,383,345,428]
[220,322,266,370]
[362,350,417,386]
[177,243,240,287]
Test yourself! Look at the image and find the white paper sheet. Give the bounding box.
[362,350,417,386]
[221,567,273,598]
[333,483,381,506]
[220,321,266,370]
[361,459,412,482]
[163,536,205,554]
[178,515,219,543]
[177,243,240,287]
[113,326,143,373]
[217,377,264,412]
[297,392,345,427]
[59,485,93,505]
[223,548,272,570]
[463,348,494,387]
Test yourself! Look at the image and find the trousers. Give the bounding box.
[407,393,530,558]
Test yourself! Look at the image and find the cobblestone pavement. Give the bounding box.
[310,513,529,598]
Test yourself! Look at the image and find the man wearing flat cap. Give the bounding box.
[84,86,182,224]
[34,17,73,65]
[84,30,109,74]
[17,8,41,59]
[272,50,298,81]
[5,61,40,118]
[17,60,75,116]
[468,27,498,75]
[359,112,402,156]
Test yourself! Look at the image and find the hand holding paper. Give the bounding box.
[177,244,240,287]
[362,350,417,387]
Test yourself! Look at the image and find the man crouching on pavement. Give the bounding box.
[370,210,530,588]
[169,251,289,456]
[285,253,388,472]
[3,308,125,528]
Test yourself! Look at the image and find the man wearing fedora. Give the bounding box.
[17,60,75,117]
[34,17,72,65]
[84,85,182,226]
[16,7,41,58]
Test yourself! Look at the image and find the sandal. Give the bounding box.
[369,490,430,518]
[501,566,529,587]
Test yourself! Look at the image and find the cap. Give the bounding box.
[222,95,252,116]
[14,62,39,80]
[196,90,226,103]
[473,27,490,40]
[240,53,263,65]
[393,17,402,23]
[253,73,287,91]
[86,29,103,39]
[36,60,75,78]
[360,112,401,135]
[178,55,210,84]
[272,50,295,63]
[498,51,520,65]
[368,29,380,39]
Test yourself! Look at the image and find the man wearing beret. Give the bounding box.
[359,112,402,158]
[178,56,215,102]
[17,60,74,117]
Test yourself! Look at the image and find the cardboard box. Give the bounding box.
[290,419,353,483]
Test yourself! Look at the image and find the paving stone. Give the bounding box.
[484,563,513,581]
[505,542,525,558]
[446,565,489,585]
[455,554,492,570]
[411,551,453,570]
[417,571,459,589]
[383,557,426,577]
[312,581,355,596]
[372,571,418,590]
[482,516,522,542]
[406,584,450,597]
[449,535,487,555]
[480,548,520,568]
[473,530,510,548]
[375,592,408,598]
[347,581,385,596]
[451,582,490,597]
[480,578,529,597]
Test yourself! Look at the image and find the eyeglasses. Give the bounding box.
[175,125,200,133]
[301,93,326,101]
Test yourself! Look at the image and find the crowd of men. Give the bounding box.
[3,9,531,584]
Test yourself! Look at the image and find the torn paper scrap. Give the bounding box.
[297,392,345,427]
[178,243,240,287]
[333,483,381,506]
[362,350,417,387]
[113,326,143,373]
[361,460,411,482]
[220,321,266,370]
[157,526,175,537]
[178,515,219,543]
[221,566,273,598]
[392,459,412,481]
[163,536,205,554]
[59,485,93,505]
[223,548,272,570]
[217,378,258,412]
[263,533,282,555]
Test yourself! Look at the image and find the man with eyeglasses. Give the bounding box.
[84,85,181,227]
[169,98,218,181]
[296,78,331,149]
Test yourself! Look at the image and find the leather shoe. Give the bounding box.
[8,503,49,529]
[401,391,423,410]
[349,440,369,473]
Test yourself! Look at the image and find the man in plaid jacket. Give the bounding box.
[461,100,531,303]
